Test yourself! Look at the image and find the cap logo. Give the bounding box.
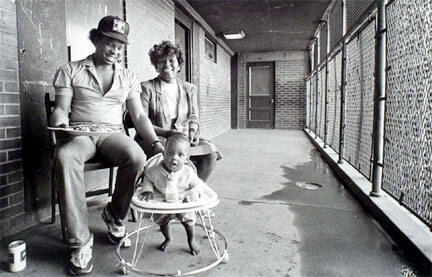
[112,19,126,34]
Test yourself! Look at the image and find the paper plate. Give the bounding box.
[47,126,122,136]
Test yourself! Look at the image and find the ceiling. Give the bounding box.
[186,0,331,53]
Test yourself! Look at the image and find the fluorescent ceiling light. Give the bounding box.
[223,30,245,40]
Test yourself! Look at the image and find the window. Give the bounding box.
[204,36,217,62]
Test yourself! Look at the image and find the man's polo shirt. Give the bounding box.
[53,55,140,125]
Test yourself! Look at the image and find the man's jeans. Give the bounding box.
[54,133,146,248]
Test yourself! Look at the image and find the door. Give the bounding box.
[247,62,275,128]
[175,7,192,82]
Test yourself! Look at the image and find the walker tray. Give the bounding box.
[131,184,219,214]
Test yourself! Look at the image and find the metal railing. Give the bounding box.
[305,0,432,230]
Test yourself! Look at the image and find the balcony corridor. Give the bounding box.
[0,130,425,276]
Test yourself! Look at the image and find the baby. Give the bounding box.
[138,133,204,255]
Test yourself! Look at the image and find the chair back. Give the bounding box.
[122,110,134,137]
[45,93,57,150]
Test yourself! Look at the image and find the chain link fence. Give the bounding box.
[305,0,432,229]
[344,21,375,179]
[327,51,342,153]
[319,68,326,139]
[306,77,311,130]
[310,73,316,132]
[383,0,432,227]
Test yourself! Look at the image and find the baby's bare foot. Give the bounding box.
[189,240,200,256]
[159,239,171,251]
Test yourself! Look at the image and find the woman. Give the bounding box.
[136,40,221,181]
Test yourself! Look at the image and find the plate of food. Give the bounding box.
[47,123,123,136]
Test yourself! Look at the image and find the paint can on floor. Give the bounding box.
[8,240,26,272]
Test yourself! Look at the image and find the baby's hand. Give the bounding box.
[183,190,201,203]
[139,191,153,201]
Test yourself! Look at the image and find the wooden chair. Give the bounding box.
[122,109,135,137]
[45,93,115,241]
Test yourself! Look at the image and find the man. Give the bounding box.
[50,15,163,275]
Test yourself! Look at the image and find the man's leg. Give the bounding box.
[97,134,146,242]
[54,136,96,275]
[54,136,96,247]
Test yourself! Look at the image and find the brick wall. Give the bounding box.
[0,0,25,238]
[127,0,175,82]
[275,60,308,129]
[198,28,231,139]
[238,51,308,129]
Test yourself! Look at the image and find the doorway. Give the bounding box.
[246,62,275,128]
[175,19,191,82]
[175,7,193,83]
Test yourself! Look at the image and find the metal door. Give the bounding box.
[247,62,275,128]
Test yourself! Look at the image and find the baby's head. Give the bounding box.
[162,133,190,172]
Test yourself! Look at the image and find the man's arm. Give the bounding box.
[153,125,173,138]
[126,96,164,154]
[49,92,72,127]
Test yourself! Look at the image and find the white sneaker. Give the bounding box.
[101,205,131,248]
[69,234,93,275]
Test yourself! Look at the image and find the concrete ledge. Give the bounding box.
[304,129,432,272]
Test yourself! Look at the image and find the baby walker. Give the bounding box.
[115,154,228,276]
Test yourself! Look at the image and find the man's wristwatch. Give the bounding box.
[151,140,161,148]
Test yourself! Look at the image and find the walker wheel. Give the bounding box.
[222,252,230,263]
[122,266,128,275]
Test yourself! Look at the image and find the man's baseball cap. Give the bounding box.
[97,15,129,43]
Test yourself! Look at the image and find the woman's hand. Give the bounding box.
[189,130,199,146]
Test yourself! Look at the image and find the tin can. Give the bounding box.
[8,240,26,272]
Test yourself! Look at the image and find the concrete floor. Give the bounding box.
[0,130,427,276]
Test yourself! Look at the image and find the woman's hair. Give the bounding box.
[89,29,105,45]
[149,41,184,70]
